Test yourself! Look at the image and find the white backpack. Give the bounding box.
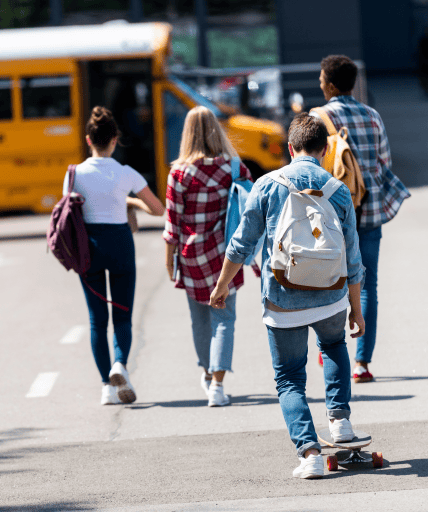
[268,170,347,290]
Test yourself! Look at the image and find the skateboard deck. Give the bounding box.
[317,429,382,470]
[318,429,372,449]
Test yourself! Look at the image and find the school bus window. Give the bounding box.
[21,75,71,119]
[164,91,188,164]
[0,79,12,120]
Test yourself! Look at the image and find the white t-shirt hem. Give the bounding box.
[262,294,350,329]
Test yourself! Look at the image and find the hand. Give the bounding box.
[349,309,365,338]
[210,284,229,309]
[166,260,174,281]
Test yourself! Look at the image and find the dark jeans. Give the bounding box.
[80,223,136,383]
[356,226,382,363]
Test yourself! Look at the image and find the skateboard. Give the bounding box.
[317,429,383,471]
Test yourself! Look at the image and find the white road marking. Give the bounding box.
[26,372,59,398]
[60,325,86,344]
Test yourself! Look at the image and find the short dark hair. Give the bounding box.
[321,55,358,93]
[288,112,328,153]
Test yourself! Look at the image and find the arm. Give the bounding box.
[129,187,165,216]
[376,112,392,170]
[162,169,186,278]
[210,183,266,308]
[165,241,175,281]
[339,189,365,338]
[210,258,243,308]
[348,282,365,338]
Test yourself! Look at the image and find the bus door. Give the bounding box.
[152,79,194,201]
[85,59,156,192]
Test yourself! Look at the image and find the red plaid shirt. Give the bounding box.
[163,155,252,304]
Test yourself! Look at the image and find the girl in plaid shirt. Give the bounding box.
[163,106,252,407]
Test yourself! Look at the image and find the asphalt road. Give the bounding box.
[1,76,428,511]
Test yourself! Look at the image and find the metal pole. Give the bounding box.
[195,0,210,67]
[49,0,63,26]
[129,0,144,22]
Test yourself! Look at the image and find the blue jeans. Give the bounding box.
[356,226,382,363]
[186,293,236,373]
[267,310,351,457]
[80,223,136,384]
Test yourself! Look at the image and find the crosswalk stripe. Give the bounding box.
[60,325,86,344]
[26,372,59,398]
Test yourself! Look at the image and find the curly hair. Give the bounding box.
[321,55,358,93]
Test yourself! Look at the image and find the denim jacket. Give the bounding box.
[225,156,365,310]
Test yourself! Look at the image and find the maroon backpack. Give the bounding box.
[47,165,128,311]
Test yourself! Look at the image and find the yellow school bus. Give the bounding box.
[0,21,286,212]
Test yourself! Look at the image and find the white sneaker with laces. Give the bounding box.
[201,372,212,396]
[293,454,324,479]
[329,418,355,442]
[101,384,120,405]
[208,383,230,407]
[109,362,136,404]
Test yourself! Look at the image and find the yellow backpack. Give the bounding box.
[311,107,366,209]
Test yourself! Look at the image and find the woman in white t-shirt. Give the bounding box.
[64,106,164,405]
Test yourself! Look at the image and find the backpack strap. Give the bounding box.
[321,177,343,199]
[231,157,241,181]
[67,165,77,194]
[267,169,299,191]
[310,107,337,136]
[281,174,299,192]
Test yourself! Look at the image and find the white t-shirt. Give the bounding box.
[263,295,350,329]
[63,157,147,224]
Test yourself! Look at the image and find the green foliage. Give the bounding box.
[64,0,127,13]
[0,0,49,28]
[172,27,278,68]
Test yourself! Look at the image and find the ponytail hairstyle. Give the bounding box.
[86,106,121,150]
[173,106,238,166]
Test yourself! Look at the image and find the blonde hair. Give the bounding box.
[173,106,239,166]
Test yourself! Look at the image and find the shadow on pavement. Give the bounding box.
[126,394,279,409]
[0,427,49,446]
[0,503,95,511]
[374,375,428,382]
[126,392,414,410]
[377,458,428,477]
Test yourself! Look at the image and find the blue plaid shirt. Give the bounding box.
[320,96,410,230]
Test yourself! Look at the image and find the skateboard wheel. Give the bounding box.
[327,455,338,471]
[372,452,383,468]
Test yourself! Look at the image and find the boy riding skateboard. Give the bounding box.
[210,113,365,479]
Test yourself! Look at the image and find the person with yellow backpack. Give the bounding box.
[311,55,410,383]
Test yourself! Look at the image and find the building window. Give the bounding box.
[21,75,71,119]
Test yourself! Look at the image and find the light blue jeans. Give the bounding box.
[356,226,382,363]
[186,293,236,373]
[267,309,351,458]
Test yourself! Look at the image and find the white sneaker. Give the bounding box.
[293,454,324,479]
[201,372,212,396]
[109,362,136,404]
[208,383,230,407]
[329,418,355,443]
[101,384,120,405]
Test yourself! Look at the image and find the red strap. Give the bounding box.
[82,279,130,312]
